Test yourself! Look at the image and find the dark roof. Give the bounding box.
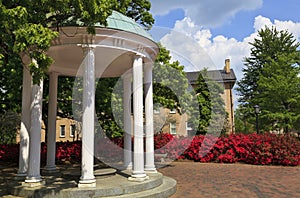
[186,69,237,85]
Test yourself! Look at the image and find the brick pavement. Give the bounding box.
[1,162,299,197]
[158,161,300,198]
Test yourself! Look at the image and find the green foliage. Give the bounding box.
[0,110,20,144]
[0,4,27,114]
[95,77,123,138]
[258,50,300,132]
[234,107,255,134]
[1,0,154,83]
[194,69,227,134]
[236,26,300,133]
[0,0,154,138]
[13,23,58,84]
[115,0,154,30]
[0,54,23,113]
[153,44,187,111]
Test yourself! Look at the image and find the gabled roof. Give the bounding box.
[186,69,237,85]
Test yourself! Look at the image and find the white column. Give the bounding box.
[123,72,132,169]
[17,67,32,177]
[79,46,96,187]
[25,79,43,184]
[129,56,148,181]
[45,72,58,171]
[144,64,156,173]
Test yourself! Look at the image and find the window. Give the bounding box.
[186,121,193,136]
[60,125,66,138]
[170,122,176,135]
[70,124,75,137]
[186,121,193,131]
[170,108,176,114]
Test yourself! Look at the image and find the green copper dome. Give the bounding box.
[63,11,155,41]
[94,11,154,41]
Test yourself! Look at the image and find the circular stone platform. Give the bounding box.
[10,170,176,198]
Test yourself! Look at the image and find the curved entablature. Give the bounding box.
[48,27,159,78]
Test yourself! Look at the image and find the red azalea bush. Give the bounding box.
[0,143,19,163]
[0,133,299,166]
[154,133,300,166]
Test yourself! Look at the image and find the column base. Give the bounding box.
[44,165,57,173]
[22,179,45,187]
[128,175,149,182]
[14,173,27,181]
[145,168,157,174]
[78,179,96,188]
[128,172,149,182]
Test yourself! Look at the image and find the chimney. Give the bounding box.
[224,59,230,74]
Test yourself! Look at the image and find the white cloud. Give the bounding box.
[156,16,300,106]
[254,15,273,31]
[159,15,300,78]
[253,15,300,39]
[274,20,300,39]
[159,18,251,79]
[150,0,263,27]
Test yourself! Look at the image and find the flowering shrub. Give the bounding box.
[0,133,299,166]
[0,143,19,163]
[154,133,300,166]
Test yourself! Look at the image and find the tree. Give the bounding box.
[194,69,227,135]
[153,43,189,111]
[0,110,20,144]
[1,0,154,81]
[234,107,254,134]
[258,48,300,133]
[236,26,300,133]
[0,0,154,139]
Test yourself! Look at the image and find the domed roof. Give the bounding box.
[97,11,154,41]
[61,11,154,41]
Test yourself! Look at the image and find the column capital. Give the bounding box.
[49,71,59,76]
[78,44,97,48]
[78,44,96,55]
[131,53,145,60]
[134,53,143,57]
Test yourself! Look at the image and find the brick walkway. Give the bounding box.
[1,162,299,197]
[158,161,300,198]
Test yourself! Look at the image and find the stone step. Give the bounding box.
[11,171,176,198]
[105,176,177,198]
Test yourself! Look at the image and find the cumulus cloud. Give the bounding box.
[254,15,300,39]
[158,15,300,79]
[156,16,300,106]
[159,17,250,79]
[150,0,263,27]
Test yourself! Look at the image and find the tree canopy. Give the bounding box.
[236,26,300,133]
[0,0,154,142]
[0,0,154,84]
[0,0,154,112]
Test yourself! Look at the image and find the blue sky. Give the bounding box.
[151,0,300,41]
[149,0,300,106]
[208,0,300,41]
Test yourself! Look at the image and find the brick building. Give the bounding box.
[158,59,236,135]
